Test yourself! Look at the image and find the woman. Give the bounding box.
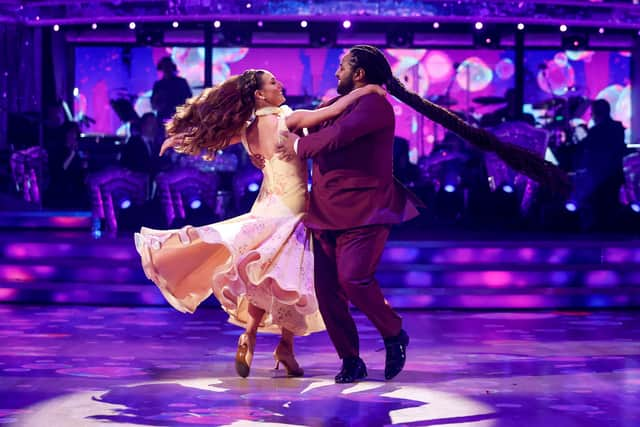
[134,69,384,378]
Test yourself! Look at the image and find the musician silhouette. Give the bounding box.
[151,56,192,123]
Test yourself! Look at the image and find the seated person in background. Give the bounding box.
[120,112,161,175]
[46,121,87,208]
[151,56,192,124]
[43,100,68,152]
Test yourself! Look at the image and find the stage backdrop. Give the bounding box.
[74,46,630,161]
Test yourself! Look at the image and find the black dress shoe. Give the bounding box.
[384,329,409,380]
[335,356,367,384]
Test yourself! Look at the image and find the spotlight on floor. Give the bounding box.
[631,202,640,213]
[248,182,260,192]
[565,201,578,212]
[119,199,132,210]
[189,198,202,210]
[444,184,456,193]
[502,184,514,194]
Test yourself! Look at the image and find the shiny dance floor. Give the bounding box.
[1,305,639,426]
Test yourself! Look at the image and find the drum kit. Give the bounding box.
[532,94,592,147]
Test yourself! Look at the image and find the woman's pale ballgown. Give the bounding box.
[134,108,325,336]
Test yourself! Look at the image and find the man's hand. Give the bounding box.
[275,129,297,162]
[159,135,183,156]
[249,153,265,170]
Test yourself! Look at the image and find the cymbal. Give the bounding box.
[472,96,506,105]
[532,98,565,109]
[568,95,591,118]
[428,95,457,106]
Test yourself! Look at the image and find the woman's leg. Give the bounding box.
[246,303,265,336]
[274,327,303,376]
[280,327,294,349]
[235,303,265,378]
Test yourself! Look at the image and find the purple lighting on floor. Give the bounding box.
[384,247,420,263]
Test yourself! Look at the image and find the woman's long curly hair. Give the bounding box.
[165,69,265,157]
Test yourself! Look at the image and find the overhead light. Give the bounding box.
[53,24,60,32]
[475,22,483,30]
[172,21,179,28]
[300,20,308,28]
[433,22,440,29]
[560,24,568,32]
[387,30,413,48]
[91,23,97,30]
[213,20,221,29]
[342,20,352,29]
[562,34,588,49]
[129,22,136,30]
[517,23,525,31]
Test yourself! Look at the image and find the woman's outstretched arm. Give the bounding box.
[284,84,385,131]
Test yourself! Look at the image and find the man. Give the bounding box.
[151,56,192,123]
[276,46,420,383]
[579,99,626,231]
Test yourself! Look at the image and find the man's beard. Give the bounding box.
[336,74,355,95]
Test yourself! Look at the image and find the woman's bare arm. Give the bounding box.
[284,84,385,131]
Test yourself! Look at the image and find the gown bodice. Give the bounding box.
[242,107,308,217]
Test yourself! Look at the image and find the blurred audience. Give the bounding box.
[45,121,88,209]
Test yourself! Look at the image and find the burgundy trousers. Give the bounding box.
[312,224,402,359]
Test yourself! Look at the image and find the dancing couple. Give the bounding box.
[135,45,567,383]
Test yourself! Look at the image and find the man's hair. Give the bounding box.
[343,45,569,194]
[591,99,611,120]
[157,56,177,73]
